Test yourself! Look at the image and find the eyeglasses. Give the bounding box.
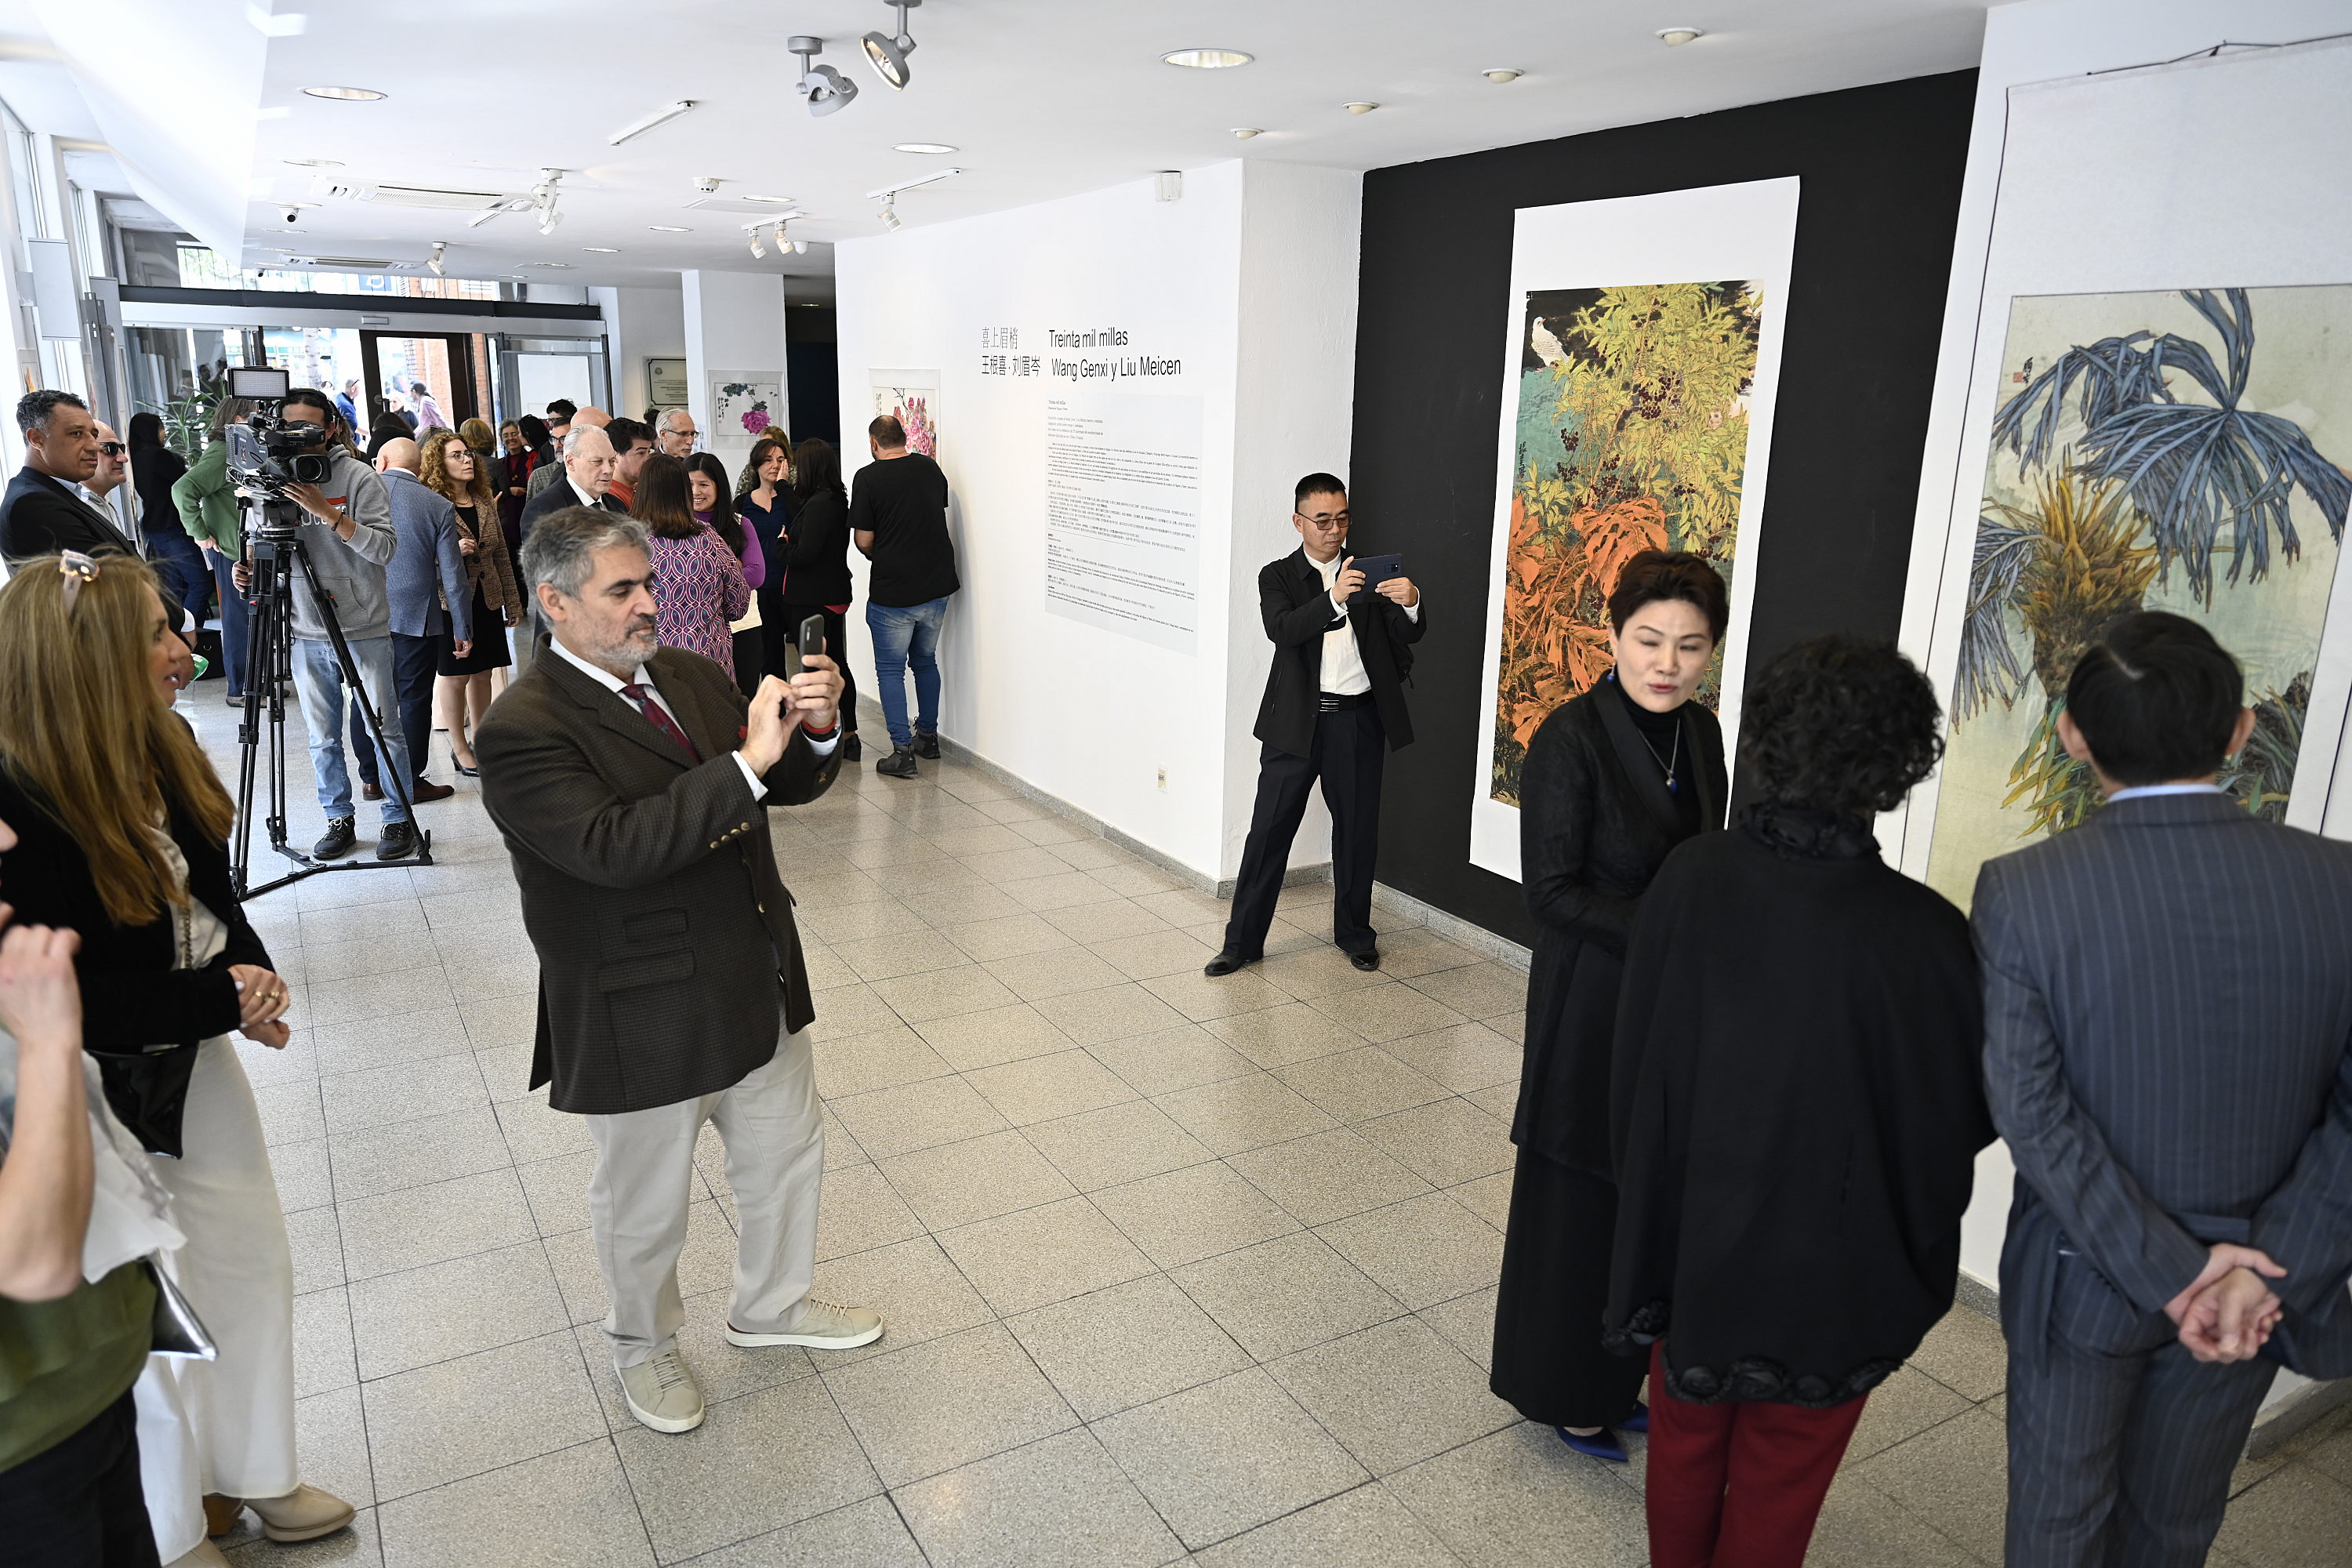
[58,550,99,615]
[97,441,125,457]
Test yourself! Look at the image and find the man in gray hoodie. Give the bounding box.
[241,388,411,862]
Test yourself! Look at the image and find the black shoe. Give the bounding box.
[876,746,919,779]
[453,760,480,778]
[1203,950,1259,978]
[1348,949,1381,973]
[376,821,419,861]
[913,728,942,760]
[312,818,358,859]
[843,732,862,762]
[360,781,383,802]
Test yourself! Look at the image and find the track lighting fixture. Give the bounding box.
[879,194,900,231]
[427,241,445,276]
[861,0,920,90]
[532,169,564,235]
[747,229,766,259]
[790,37,860,116]
[607,100,696,147]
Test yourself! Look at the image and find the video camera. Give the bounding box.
[223,367,333,532]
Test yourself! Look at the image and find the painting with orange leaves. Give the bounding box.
[1486,281,1762,807]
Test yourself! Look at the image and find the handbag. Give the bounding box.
[143,1258,216,1360]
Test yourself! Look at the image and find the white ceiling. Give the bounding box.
[86,2,1995,300]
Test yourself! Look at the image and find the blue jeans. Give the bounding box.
[148,532,211,640]
[292,636,412,824]
[866,597,947,749]
[210,551,250,695]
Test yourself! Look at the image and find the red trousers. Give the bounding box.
[1645,1342,1867,1568]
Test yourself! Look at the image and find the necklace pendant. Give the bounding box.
[1666,775,1679,794]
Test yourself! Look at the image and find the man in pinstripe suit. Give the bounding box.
[1973,612,2352,1566]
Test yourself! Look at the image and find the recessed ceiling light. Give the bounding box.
[1162,48,1252,69]
[894,143,957,154]
[583,246,621,253]
[1657,26,1704,45]
[524,261,573,268]
[738,194,797,205]
[1345,101,1379,114]
[1231,128,1261,140]
[607,100,696,147]
[1483,68,1523,83]
[303,85,387,101]
[281,158,344,167]
[648,224,691,233]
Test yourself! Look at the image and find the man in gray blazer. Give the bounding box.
[477,506,883,1437]
[376,437,469,804]
[1974,612,2352,1567]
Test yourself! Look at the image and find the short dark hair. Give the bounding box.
[1294,473,1346,511]
[545,398,578,422]
[282,386,339,423]
[1740,637,1944,818]
[604,416,653,453]
[410,383,427,396]
[869,414,907,448]
[16,389,86,435]
[2065,612,2244,786]
[1608,550,1729,646]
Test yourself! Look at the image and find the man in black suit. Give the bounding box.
[517,424,626,540]
[1209,473,1425,977]
[1976,612,2352,1566]
[0,390,140,561]
[477,506,883,1438]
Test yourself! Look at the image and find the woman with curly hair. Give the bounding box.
[421,431,521,769]
[1606,636,1992,1568]
[1494,550,1730,1461]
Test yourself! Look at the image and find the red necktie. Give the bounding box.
[619,682,700,762]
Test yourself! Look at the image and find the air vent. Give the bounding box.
[684,196,799,215]
[319,180,510,210]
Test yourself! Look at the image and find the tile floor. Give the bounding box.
[180,695,2350,1566]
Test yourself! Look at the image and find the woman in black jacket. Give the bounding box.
[125,413,205,636]
[778,438,860,758]
[0,553,352,1555]
[1607,638,1988,1567]
[1491,550,1729,1461]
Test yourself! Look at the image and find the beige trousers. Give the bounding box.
[584,1023,823,1368]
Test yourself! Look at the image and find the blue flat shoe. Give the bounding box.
[1555,1425,1628,1463]
[1620,1402,1650,1435]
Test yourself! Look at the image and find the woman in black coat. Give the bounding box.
[1492,550,1730,1461]
[126,412,205,634]
[1606,637,1991,1568]
[778,437,860,757]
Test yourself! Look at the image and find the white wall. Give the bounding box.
[683,269,789,470]
[833,161,1363,881]
[594,284,686,420]
[1889,0,2352,1312]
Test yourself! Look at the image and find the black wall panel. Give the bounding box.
[1348,71,1978,947]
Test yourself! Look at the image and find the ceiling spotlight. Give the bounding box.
[879,194,900,231]
[531,168,564,234]
[1345,102,1379,114]
[746,229,767,259]
[1483,67,1523,83]
[281,158,343,167]
[1231,127,1261,140]
[1657,26,1704,45]
[303,85,387,101]
[537,209,563,235]
[860,0,920,90]
[427,241,445,277]
[894,142,957,154]
[607,100,695,147]
[1161,49,1252,69]
[791,36,860,116]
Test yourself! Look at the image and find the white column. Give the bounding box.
[681,270,790,472]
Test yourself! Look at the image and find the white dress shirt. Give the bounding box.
[2107,782,2227,803]
[1309,550,1421,697]
[568,474,606,510]
[546,637,836,804]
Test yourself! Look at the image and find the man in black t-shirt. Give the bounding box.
[850,414,957,778]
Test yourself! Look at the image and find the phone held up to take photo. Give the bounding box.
[1345,553,1405,605]
[785,613,826,677]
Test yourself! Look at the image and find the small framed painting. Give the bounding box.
[646,358,690,407]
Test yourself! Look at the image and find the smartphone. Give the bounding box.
[786,613,826,676]
[1345,552,1405,604]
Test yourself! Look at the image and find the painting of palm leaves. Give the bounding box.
[1926,285,2352,907]
[1486,281,1762,806]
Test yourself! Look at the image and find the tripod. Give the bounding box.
[230,495,432,898]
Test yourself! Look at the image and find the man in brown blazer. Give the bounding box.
[477,505,882,1436]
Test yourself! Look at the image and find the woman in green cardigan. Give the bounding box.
[169,397,252,703]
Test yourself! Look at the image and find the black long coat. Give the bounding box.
[1510,681,1726,1175]
[475,644,839,1115]
[0,767,274,1154]
[1606,811,1992,1405]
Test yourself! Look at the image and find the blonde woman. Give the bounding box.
[0,553,353,1559]
[420,431,521,766]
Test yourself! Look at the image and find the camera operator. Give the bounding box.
[229,389,415,862]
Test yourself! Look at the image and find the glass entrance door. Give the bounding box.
[361,331,476,441]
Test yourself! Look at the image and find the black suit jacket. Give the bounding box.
[0,466,138,561]
[1253,548,1427,759]
[475,643,840,1115]
[517,477,626,545]
[0,767,274,1155]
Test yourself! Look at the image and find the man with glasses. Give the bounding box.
[0,390,142,562]
[656,408,698,457]
[1207,473,1424,978]
[78,419,132,513]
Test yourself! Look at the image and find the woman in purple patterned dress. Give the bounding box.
[630,452,748,667]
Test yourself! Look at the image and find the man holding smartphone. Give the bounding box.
[1209,473,1425,977]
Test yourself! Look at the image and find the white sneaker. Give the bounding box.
[617,1348,706,1433]
[726,1298,884,1350]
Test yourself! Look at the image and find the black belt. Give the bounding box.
[1318,691,1373,713]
